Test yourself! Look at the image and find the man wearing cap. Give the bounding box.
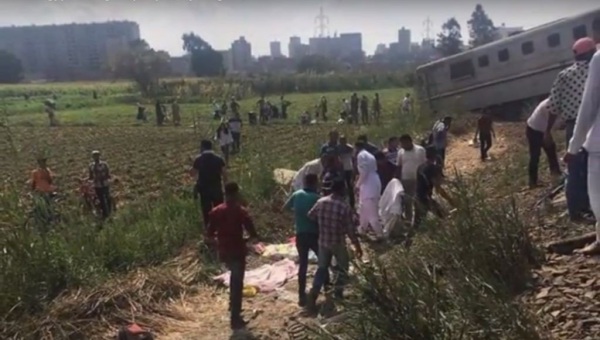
[89,150,112,218]
[546,37,596,222]
[564,21,600,254]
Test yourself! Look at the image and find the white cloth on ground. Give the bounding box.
[291,158,323,191]
[213,258,297,293]
[379,178,404,226]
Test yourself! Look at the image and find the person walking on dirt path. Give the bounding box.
[338,135,355,208]
[228,113,243,153]
[171,99,181,126]
[431,116,452,170]
[305,180,362,313]
[546,37,596,222]
[191,140,227,228]
[356,140,384,241]
[230,97,240,116]
[360,95,369,125]
[88,150,112,219]
[474,110,495,161]
[216,122,234,165]
[284,174,324,307]
[205,182,259,330]
[564,28,600,254]
[397,134,427,224]
[155,100,165,126]
[413,146,453,230]
[350,93,359,124]
[526,98,561,188]
[372,93,381,124]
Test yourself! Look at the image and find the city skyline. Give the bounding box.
[0,1,598,57]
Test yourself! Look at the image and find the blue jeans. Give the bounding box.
[310,243,349,298]
[566,149,590,219]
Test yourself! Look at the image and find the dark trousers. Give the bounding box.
[225,258,246,323]
[479,133,492,160]
[232,132,241,152]
[526,126,560,186]
[566,149,590,219]
[436,148,446,170]
[413,196,444,229]
[295,233,320,299]
[94,186,111,218]
[360,110,369,124]
[343,170,356,209]
[195,187,224,227]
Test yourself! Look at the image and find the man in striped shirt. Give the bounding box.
[546,38,596,222]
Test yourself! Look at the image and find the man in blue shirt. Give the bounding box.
[283,173,325,306]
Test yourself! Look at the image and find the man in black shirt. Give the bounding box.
[413,146,453,229]
[191,139,227,228]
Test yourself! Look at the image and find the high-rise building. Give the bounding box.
[339,33,362,57]
[374,43,388,55]
[0,21,140,81]
[270,41,282,58]
[231,36,252,72]
[288,36,308,59]
[397,27,411,55]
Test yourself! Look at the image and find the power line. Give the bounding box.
[314,6,329,38]
[423,16,433,40]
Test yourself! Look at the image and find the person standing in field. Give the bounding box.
[320,130,340,168]
[372,92,381,124]
[473,110,495,161]
[546,37,596,222]
[31,156,56,197]
[305,180,363,313]
[216,122,234,165]
[402,93,412,114]
[360,95,369,125]
[564,24,600,254]
[155,100,165,126]
[280,95,291,119]
[171,99,181,126]
[413,146,453,230]
[396,134,427,224]
[350,93,359,124]
[191,139,227,228]
[206,182,259,330]
[228,113,243,153]
[283,174,323,306]
[44,99,58,127]
[319,96,328,121]
[431,116,452,170]
[356,140,384,240]
[88,150,112,219]
[338,135,355,209]
[526,98,561,188]
[321,155,345,196]
[230,97,240,116]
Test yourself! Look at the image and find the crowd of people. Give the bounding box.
[524,33,600,254]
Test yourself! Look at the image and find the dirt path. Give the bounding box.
[152,123,518,340]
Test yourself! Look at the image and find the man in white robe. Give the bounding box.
[355,141,383,240]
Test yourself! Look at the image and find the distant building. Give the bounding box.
[231,36,252,72]
[375,43,388,55]
[397,27,411,55]
[494,23,524,40]
[307,32,363,61]
[170,55,193,77]
[219,49,234,74]
[0,21,140,81]
[270,41,282,58]
[339,33,362,57]
[288,36,308,59]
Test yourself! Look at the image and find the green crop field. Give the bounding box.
[0,79,541,340]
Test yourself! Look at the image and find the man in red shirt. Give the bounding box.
[206,182,259,330]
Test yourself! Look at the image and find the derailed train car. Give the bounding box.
[415,8,600,115]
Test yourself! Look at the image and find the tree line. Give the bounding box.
[437,4,499,57]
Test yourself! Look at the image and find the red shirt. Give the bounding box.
[206,202,257,261]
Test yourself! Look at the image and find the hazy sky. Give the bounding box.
[0,1,598,56]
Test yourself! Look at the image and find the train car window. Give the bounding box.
[521,41,534,55]
[547,33,561,48]
[478,55,489,67]
[572,25,588,40]
[449,60,475,80]
[497,48,510,62]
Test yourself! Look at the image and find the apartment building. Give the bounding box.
[0,21,140,81]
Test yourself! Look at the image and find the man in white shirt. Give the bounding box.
[396,134,426,223]
[526,98,561,188]
[402,93,412,114]
[355,141,383,240]
[339,135,355,209]
[564,24,600,254]
[291,159,323,192]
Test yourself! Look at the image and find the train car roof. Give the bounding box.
[416,7,600,71]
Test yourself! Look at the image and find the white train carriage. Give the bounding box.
[415,8,600,115]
